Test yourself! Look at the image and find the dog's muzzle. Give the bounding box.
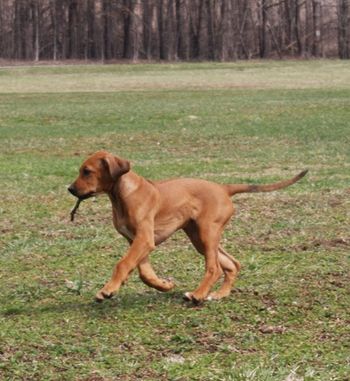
[68,185,78,197]
[68,185,95,200]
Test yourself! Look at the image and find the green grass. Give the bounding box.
[0,61,349,380]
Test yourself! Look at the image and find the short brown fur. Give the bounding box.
[68,151,307,303]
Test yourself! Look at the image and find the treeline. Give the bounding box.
[0,0,350,62]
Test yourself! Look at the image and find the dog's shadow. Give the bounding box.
[1,290,203,319]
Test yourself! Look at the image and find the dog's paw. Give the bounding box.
[159,278,175,291]
[95,289,114,302]
[95,294,105,303]
[206,292,220,301]
[206,290,230,301]
[183,292,193,301]
[183,292,203,305]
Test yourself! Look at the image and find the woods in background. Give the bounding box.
[0,0,350,62]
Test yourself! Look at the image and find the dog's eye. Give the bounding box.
[83,168,91,176]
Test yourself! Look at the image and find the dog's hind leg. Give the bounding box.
[183,221,224,303]
[207,246,240,300]
[138,257,175,292]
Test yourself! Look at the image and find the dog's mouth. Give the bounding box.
[77,191,96,200]
[68,186,97,200]
[70,192,97,221]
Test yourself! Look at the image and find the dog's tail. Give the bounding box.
[225,170,308,196]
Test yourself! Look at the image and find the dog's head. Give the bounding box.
[68,151,130,199]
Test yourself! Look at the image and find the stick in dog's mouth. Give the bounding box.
[70,199,81,222]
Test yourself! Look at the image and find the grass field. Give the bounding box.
[0,61,349,381]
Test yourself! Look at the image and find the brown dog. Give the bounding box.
[68,150,307,303]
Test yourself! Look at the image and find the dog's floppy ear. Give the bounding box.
[101,155,130,181]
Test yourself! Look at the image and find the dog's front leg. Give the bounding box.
[96,226,155,301]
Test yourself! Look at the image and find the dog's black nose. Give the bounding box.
[68,185,77,196]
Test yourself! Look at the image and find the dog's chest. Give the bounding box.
[117,225,134,240]
[112,205,135,240]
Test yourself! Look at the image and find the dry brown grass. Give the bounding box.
[1,60,350,93]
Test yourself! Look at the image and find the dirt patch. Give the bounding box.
[259,324,286,334]
[292,238,349,252]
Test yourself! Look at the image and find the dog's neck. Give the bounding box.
[107,171,143,206]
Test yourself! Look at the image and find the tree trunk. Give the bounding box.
[68,0,78,58]
[13,0,20,59]
[123,0,131,59]
[294,0,302,56]
[86,0,95,59]
[167,0,176,60]
[0,0,3,58]
[312,0,321,57]
[131,0,141,62]
[33,0,40,61]
[102,0,109,60]
[206,0,215,60]
[237,0,249,59]
[51,0,57,60]
[190,0,204,59]
[337,0,350,58]
[176,0,190,60]
[158,0,165,59]
[220,0,228,61]
[142,0,153,60]
[259,0,267,58]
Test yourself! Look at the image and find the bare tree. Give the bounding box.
[312,0,322,56]
[337,0,350,58]
[142,0,153,59]
[33,0,40,61]
[0,0,347,61]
